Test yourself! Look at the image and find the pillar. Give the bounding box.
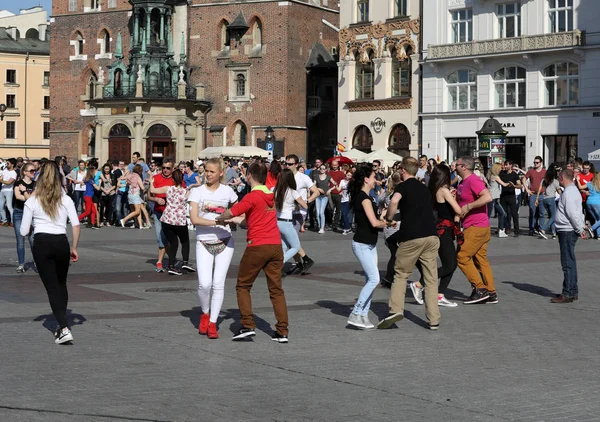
[146,12,151,45]
[134,118,144,155]
[133,10,139,46]
[160,10,165,45]
[167,12,173,55]
[176,119,186,162]
[96,120,106,164]
[373,57,392,100]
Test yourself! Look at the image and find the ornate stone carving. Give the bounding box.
[428,30,583,60]
[345,98,412,112]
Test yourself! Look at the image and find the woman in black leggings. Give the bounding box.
[150,169,195,275]
[20,161,81,344]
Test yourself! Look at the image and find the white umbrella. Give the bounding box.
[341,148,369,162]
[365,148,403,166]
[198,146,269,159]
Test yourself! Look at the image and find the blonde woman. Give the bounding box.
[189,158,238,339]
[487,163,507,237]
[20,161,80,344]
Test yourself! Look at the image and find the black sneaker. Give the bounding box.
[232,327,256,341]
[301,256,314,275]
[464,288,490,304]
[167,266,182,276]
[289,262,304,275]
[181,262,196,273]
[271,332,289,343]
[486,292,499,304]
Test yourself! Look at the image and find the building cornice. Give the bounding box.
[50,9,130,18]
[191,0,339,14]
[346,97,412,112]
[420,105,600,118]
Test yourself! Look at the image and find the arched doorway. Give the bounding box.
[232,121,247,146]
[108,123,132,161]
[146,124,174,161]
[388,123,411,157]
[352,125,373,153]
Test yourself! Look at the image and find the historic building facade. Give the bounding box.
[422,0,600,168]
[0,7,50,158]
[49,0,339,164]
[337,0,420,158]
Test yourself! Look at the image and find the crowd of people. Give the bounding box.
[1,150,596,344]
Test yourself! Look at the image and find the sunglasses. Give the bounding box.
[286,162,296,166]
[534,161,541,164]
[162,166,172,170]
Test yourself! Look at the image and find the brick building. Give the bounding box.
[49,0,339,164]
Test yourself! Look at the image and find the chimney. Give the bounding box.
[38,24,48,41]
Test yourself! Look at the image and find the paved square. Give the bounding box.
[1,213,600,421]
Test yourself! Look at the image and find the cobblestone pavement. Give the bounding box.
[1,211,600,422]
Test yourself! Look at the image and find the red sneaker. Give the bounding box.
[207,322,218,339]
[199,313,209,335]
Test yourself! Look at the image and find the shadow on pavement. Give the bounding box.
[33,309,87,332]
[502,281,555,297]
[181,307,275,337]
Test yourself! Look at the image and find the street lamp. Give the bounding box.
[0,103,6,121]
[265,126,275,142]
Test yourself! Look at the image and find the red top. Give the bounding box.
[328,170,345,195]
[525,168,546,192]
[230,185,281,246]
[578,172,594,201]
[152,174,175,213]
[265,172,278,191]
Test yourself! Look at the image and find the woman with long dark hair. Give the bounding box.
[347,165,387,329]
[20,161,80,344]
[151,169,194,275]
[275,169,308,273]
[536,163,562,239]
[266,160,282,191]
[13,162,36,273]
[99,163,116,226]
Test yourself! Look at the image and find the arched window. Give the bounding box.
[543,61,579,106]
[73,31,84,56]
[147,124,172,138]
[232,121,248,146]
[447,69,477,110]
[100,29,111,54]
[355,50,374,100]
[236,73,246,97]
[391,46,411,97]
[252,19,262,48]
[25,29,39,40]
[109,123,132,137]
[219,20,229,51]
[388,124,410,157]
[114,69,122,95]
[493,66,526,108]
[87,73,97,100]
[352,125,373,153]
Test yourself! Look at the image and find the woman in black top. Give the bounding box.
[347,165,387,330]
[99,163,116,226]
[13,163,36,273]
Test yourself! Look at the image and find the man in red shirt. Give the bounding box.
[216,163,289,343]
[577,161,594,223]
[521,156,546,235]
[149,157,176,272]
[328,159,345,231]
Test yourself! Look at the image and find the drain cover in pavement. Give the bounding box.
[145,287,196,293]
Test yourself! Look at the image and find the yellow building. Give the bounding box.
[0,7,50,159]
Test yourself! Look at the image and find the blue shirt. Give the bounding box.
[587,182,600,205]
[84,178,95,196]
[184,172,198,187]
[128,162,150,181]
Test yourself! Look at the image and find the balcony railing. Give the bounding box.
[427,30,582,60]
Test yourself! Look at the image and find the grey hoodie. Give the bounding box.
[555,183,585,234]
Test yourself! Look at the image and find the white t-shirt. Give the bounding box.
[2,169,17,191]
[74,170,86,191]
[20,193,80,236]
[340,179,350,203]
[294,172,314,216]
[416,168,427,180]
[277,188,301,220]
[188,184,238,241]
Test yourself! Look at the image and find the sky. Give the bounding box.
[2,0,52,15]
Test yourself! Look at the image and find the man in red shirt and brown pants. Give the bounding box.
[328,159,345,231]
[216,163,289,343]
[522,156,546,236]
[149,157,176,272]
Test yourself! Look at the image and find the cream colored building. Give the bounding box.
[0,7,50,159]
[337,0,420,159]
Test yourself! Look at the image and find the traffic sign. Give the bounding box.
[266,142,274,151]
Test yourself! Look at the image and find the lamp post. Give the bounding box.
[0,103,6,121]
[264,125,275,142]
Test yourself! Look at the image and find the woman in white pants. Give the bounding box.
[188,158,238,339]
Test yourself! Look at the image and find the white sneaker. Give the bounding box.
[347,312,366,329]
[55,328,73,344]
[438,296,458,307]
[318,228,325,234]
[409,282,424,305]
[498,229,508,238]
[361,315,375,329]
[538,229,548,240]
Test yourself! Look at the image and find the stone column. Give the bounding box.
[133,10,139,46]
[134,116,144,155]
[95,120,106,164]
[146,12,151,46]
[176,119,186,162]
[160,10,165,45]
[166,12,173,55]
[194,118,204,159]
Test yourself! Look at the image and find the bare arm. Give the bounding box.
[296,196,308,210]
[362,198,386,229]
[307,184,320,203]
[439,187,463,216]
[189,201,227,226]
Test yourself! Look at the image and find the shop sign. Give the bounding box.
[500,123,515,128]
[370,117,386,133]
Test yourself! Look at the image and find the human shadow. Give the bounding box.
[443,287,469,301]
[223,308,275,338]
[33,309,87,333]
[502,281,555,298]
[180,307,232,331]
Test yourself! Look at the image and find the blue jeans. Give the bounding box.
[315,196,328,230]
[587,203,600,236]
[540,197,557,234]
[351,241,379,316]
[558,231,579,298]
[73,190,85,213]
[113,191,127,222]
[528,194,541,231]
[341,201,351,230]
[152,210,168,248]
[13,208,33,265]
[0,190,14,223]
[490,199,505,230]
[278,220,300,262]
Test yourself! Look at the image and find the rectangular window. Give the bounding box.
[6,69,16,84]
[497,3,521,38]
[447,138,477,163]
[548,0,573,33]
[357,0,369,23]
[69,0,77,12]
[394,0,407,17]
[43,122,50,140]
[44,96,50,110]
[43,71,50,86]
[6,121,16,139]
[451,9,473,43]
[6,95,16,109]
[108,0,117,8]
[545,134,577,164]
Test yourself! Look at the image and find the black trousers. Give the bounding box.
[500,194,519,233]
[100,195,113,223]
[330,193,342,228]
[32,233,71,329]
[161,223,190,267]
[384,237,398,283]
